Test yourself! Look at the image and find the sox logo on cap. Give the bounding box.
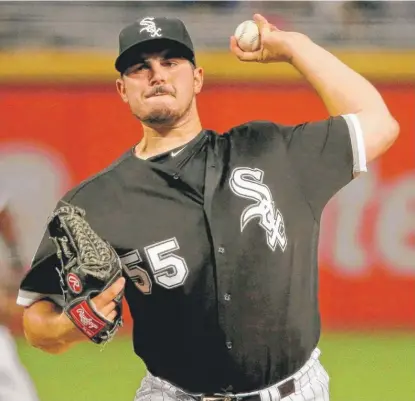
[139,17,162,38]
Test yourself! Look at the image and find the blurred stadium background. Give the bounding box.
[0,1,414,401]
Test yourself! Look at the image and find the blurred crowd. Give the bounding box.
[0,1,414,50]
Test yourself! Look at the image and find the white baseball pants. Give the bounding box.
[134,349,329,401]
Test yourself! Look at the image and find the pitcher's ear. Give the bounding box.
[116,78,129,103]
[193,67,204,95]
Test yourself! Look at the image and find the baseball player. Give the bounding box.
[17,14,398,401]
[0,195,39,401]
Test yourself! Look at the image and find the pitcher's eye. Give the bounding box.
[126,64,148,75]
[162,60,178,67]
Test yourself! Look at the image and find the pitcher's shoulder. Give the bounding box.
[61,149,133,203]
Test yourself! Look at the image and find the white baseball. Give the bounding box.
[234,20,261,52]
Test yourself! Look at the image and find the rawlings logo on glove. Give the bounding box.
[48,202,124,344]
[70,302,106,337]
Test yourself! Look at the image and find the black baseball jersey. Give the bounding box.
[18,116,365,393]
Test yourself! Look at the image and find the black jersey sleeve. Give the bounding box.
[16,189,79,307]
[17,228,64,307]
[282,114,366,217]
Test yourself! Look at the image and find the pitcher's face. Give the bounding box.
[116,49,203,126]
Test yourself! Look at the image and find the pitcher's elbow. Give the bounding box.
[387,115,400,144]
[24,330,71,354]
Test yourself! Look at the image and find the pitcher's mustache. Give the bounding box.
[145,86,175,98]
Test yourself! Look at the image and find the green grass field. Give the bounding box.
[16,331,414,401]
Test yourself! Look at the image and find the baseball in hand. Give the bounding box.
[234,20,261,52]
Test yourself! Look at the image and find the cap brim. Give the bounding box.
[115,38,195,73]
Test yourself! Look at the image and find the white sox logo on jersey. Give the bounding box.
[229,167,287,252]
[139,17,162,38]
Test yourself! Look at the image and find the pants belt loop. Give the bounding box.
[267,385,281,401]
[259,387,272,401]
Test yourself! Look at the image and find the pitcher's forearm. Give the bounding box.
[23,300,85,354]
